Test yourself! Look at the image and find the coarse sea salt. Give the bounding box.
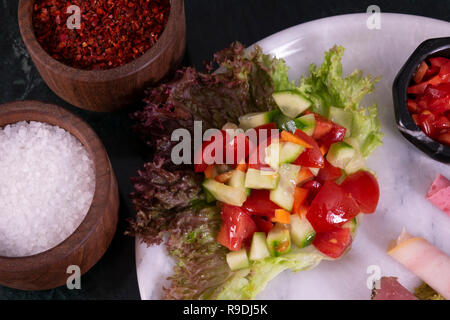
[0,121,95,257]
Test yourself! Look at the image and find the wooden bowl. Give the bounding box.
[18,0,186,112]
[0,101,119,290]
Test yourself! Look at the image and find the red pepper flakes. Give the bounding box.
[32,0,171,70]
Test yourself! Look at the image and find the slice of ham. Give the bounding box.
[426,174,450,216]
[372,277,418,300]
[387,230,450,299]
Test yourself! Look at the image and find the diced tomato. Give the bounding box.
[194,130,250,172]
[252,216,274,234]
[435,116,450,131]
[194,131,223,172]
[242,189,280,218]
[292,129,325,168]
[313,227,352,259]
[407,100,418,113]
[225,131,250,165]
[316,159,342,183]
[340,171,380,214]
[312,116,333,140]
[437,132,450,145]
[253,123,279,145]
[417,111,437,137]
[216,223,230,249]
[247,125,279,170]
[306,181,359,232]
[408,75,442,95]
[220,204,257,251]
[302,180,322,203]
[429,57,449,68]
[424,83,450,100]
[317,124,347,148]
[439,61,450,82]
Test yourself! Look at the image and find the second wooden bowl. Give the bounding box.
[0,101,119,290]
[18,0,186,112]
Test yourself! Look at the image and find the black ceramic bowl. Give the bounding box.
[393,37,450,163]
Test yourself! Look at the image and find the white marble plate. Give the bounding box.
[135,13,450,300]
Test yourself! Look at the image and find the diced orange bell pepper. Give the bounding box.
[236,163,248,172]
[292,187,309,216]
[204,165,215,179]
[320,144,329,156]
[297,167,314,184]
[272,209,291,224]
[280,130,313,148]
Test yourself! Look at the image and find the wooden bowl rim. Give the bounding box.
[0,101,114,272]
[18,0,182,81]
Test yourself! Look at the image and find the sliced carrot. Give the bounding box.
[272,209,291,224]
[414,61,429,84]
[292,187,309,215]
[215,171,233,183]
[297,167,314,184]
[320,144,329,156]
[204,164,215,179]
[280,130,313,148]
[236,163,248,172]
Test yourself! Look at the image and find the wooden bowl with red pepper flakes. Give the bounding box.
[18,0,185,112]
[393,37,450,163]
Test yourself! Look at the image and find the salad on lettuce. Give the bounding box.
[127,43,383,300]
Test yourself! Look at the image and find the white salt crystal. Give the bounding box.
[0,121,95,257]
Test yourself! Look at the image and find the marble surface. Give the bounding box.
[136,13,450,300]
[1,0,449,300]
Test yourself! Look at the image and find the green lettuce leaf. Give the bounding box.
[212,247,325,300]
[294,45,383,157]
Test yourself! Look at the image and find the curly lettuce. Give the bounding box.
[296,45,383,157]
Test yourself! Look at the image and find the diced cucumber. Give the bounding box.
[203,186,216,203]
[342,138,366,174]
[309,167,320,176]
[228,169,251,196]
[279,142,305,164]
[329,106,353,136]
[294,114,316,136]
[326,142,356,169]
[273,90,311,118]
[273,113,316,137]
[202,179,247,206]
[264,142,280,170]
[290,214,316,248]
[238,110,279,130]
[273,112,295,131]
[244,168,279,190]
[269,164,300,211]
[249,232,271,261]
[342,217,358,234]
[266,224,291,256]
[344,153,366,174]
[226,249,250,271]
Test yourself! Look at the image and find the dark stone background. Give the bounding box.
[0,0,448,299]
